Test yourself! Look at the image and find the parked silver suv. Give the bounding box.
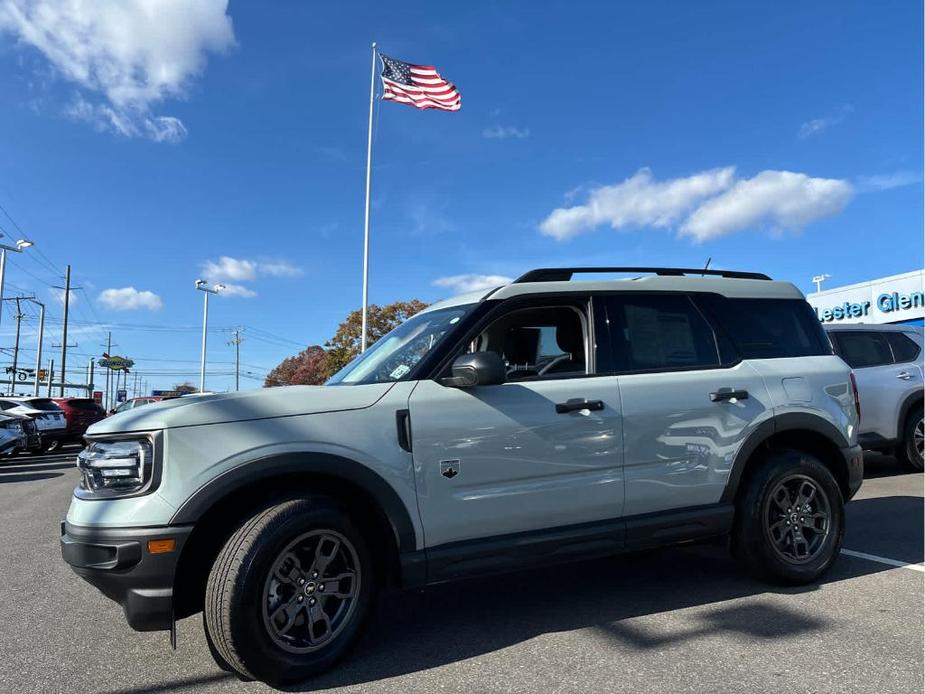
[825,324,924,470]
[61,267,863,686]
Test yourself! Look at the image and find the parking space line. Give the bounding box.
[840,549,925,573]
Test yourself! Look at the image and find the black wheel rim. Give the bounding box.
[764,474,832,564]
[261,530,361,654]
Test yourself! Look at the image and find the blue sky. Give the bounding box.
[0,0,921,394]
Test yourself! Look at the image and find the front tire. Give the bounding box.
[896,409,924,471]
[203,497,375,686]
[732,449,844,585]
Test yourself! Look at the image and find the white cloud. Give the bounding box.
[856,171,922,192]
[541,167,854,243]
[540,167,736,240]
[202,256,257,282]
[98,286,162,311]
[258,260,303,277]
[799,105,853,139]
[433,274,513,293]
[216,283,257,298]
[0,0,235,141]
[482,125,530,140]
[680,171,853,241]
[50,288,77,306]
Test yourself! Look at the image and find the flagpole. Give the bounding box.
[360,41,377,353]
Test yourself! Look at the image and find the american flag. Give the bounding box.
[379,53,461,112]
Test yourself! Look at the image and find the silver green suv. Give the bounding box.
[61,267,863,686]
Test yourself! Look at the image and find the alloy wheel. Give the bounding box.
[914,418,924,460]
[764,474,832,564]
[262,530,361,654]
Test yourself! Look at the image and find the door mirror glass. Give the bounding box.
[442,351,507,388]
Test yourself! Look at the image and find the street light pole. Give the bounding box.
[31,299,44,396]
[0,236,34,330]
[195,279,224,393]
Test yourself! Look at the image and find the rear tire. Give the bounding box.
[203,497,374,686]
[732,449,844,585]
[896,408,924,471]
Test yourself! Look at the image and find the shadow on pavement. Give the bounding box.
[863,452,918,479]
[105,672,234,694]
[846,495,924,564]
[283,528,897,692]
[0,471,63,484]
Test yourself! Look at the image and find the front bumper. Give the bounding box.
[60,521,192,631]
[842,443,864,500]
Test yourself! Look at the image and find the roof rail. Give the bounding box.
[513,267,772,283]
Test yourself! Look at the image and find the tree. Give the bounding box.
[324,299,429,376]
[264,345,329,387]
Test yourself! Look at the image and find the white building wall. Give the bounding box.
[806,270,925,325]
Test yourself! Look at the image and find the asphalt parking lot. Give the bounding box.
[0,449,921,694]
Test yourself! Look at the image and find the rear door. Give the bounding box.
[831,330,920,439]
[598,292,773,516]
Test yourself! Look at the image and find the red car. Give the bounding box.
[52,397,107,446]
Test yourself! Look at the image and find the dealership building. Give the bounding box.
[806,269,925,327]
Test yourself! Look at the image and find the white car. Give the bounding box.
[0,397,66,452]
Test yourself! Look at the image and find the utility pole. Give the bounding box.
[58,264,71,396]
[103,332,112,411]
[87,358,94,398]
[9,297,22,395]
[46,359,53,397]
[31,299,44,396]
[228,328,243,391]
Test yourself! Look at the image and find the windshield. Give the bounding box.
[327,305,472,385]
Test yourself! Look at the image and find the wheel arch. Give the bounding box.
[723,413,852,504]
[898,390,924,434]
[170,452,417,620]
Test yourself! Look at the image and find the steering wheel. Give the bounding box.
[537,353,572,376]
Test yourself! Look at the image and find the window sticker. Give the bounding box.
[389,364,411,379]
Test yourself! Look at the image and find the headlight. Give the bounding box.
[76,437,154,496]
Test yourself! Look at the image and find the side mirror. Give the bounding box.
[441,351,506,388]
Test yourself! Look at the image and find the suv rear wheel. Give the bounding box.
[204,497,374,686]
[896,408,924,471]
[732,449,844,584]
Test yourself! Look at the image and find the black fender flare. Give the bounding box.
[721,413,850,503]
[169,452,417,553]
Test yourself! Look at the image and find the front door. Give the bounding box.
[408,300,624,548]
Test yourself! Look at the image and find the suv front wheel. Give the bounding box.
[896,408,924,471]
[204,496,375,686]
[732,450,844,584]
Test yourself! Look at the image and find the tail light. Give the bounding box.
[849,371,861,422]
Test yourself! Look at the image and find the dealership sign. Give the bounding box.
[98,353,134,371]
[807,270,925,325]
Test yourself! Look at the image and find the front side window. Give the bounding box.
[328,305,473,385]
[602,294,720,372]
[833,332,894,369]
[471,304,589,380]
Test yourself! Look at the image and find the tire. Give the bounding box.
[731,449,844,585]
[203,497,375,686]
[896,408,924,472]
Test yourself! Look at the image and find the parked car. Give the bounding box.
[825,324,924,470]
[0,412,29,457]
[109,395,176,416]
[61,266,863,687]
[0,397,66,453]
[52,398,108,446]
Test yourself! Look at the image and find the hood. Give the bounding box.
[87,383,395,434]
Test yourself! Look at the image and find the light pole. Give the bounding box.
[812,274,831,293]
[195,279,224,393]
[0,235,33,328]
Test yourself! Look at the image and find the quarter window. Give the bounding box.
[886,332,922,363]
[832,332,894,369]
[601,295,720,372]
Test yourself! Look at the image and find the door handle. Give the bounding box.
[897,371,914,380]
[710,388,749,402]
[555,399,605,414]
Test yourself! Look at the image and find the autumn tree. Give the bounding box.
[264,345,329,386]
[324,299,429,376]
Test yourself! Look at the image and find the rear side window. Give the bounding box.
[601,294,720,372]
[886,332,922,363]
[696,296,830,359]
[66,399,101,411]
[26,398,62,411]
[832,332,895,368]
